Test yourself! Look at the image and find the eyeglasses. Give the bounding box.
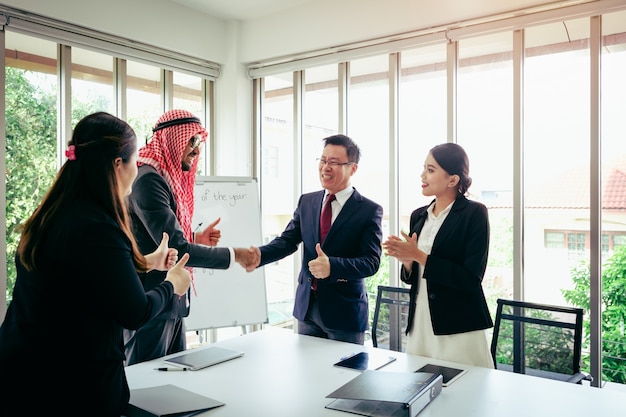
[317,158,353,167]
[189,135,203,151]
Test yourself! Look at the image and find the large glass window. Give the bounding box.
[457,32,514,313]
[173,72,203,114]
[399,45,447,226]
[347,55,390,330]
[126,60,163,146]
[71,47,114,125]
[524,18,590,306]
[347,55,390,216]
[5,32,58,303]
[302,64,339,192]
[260,73,296,328]
[598,9,626,385]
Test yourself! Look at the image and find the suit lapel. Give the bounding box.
[431,211,459,251]
[412,210,427,236]
[431,195,467,252]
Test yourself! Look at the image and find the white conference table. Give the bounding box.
[125,327,626,416]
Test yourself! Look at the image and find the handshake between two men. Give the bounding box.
[184,217,331,277]
[233,247,261,272]
[190,216,260,273]
[235,242,332,279]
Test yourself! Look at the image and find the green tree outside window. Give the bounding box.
[5,68,57,304]
[562,245,626,383]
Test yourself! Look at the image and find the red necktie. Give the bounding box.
[313,194,335,292]
[320,193,336,243]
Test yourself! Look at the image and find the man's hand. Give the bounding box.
[195,217,222,246]
[308,243,331,279]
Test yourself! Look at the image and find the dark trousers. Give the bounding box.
[123,317,186,366]
[298,294,365,345]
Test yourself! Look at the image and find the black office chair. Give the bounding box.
[371,285,411,352]
[490,298,592,384]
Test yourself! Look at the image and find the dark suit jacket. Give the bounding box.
[258,188,383,332]
[401,194,493,335]
[128,165,231,319]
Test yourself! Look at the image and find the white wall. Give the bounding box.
[213,20,254,176]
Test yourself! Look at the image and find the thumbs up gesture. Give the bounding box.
[145,232,179,272]
[195,217,222,246]
[307,243,331,279]
[165,253,191,296]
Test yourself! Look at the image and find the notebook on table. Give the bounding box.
[164,346,244,371]
[415,363,467,387]
[334,351,397,371]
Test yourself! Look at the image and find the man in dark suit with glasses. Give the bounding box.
[246,134,383,345]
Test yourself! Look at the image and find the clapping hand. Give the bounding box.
[383,231,424,269]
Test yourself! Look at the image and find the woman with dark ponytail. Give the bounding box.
[383,142,493,367]
[0,112,191,415]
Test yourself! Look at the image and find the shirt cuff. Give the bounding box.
[228,247,235,268]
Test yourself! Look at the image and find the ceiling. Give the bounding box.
[170,0,315,21]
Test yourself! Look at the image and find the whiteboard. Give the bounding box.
[184,176,268,331]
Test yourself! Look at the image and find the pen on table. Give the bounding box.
[154,367,190,371]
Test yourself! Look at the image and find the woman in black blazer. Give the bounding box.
[0,112,191,415]
[383,143,493,367]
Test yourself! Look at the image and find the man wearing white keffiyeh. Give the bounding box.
[124,109,258,365]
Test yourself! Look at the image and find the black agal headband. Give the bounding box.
[152,117,201,132]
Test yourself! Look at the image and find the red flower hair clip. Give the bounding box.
[65,145,76,161]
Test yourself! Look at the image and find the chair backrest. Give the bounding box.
[371,285,411,352]
[490,298,585,382]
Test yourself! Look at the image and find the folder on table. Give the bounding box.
[325,371,443,417]
[126,384,224,417]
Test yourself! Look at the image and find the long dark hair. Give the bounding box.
[17,112,147,272]
[430,142,472,195]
